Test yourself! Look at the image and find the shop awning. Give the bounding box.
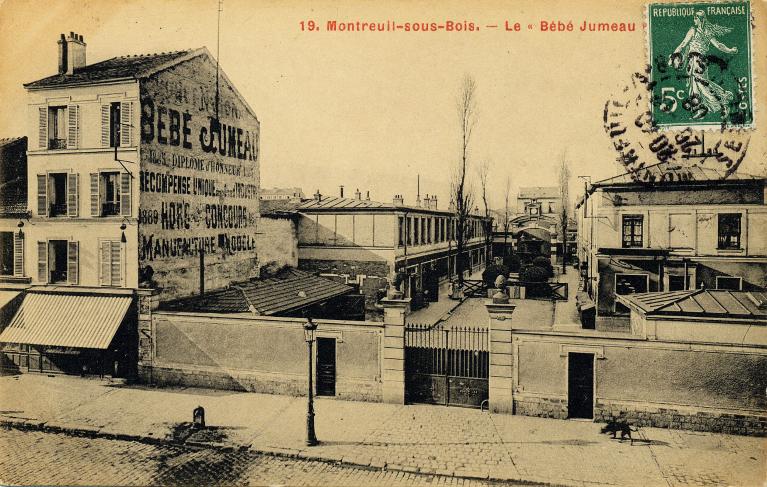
[0,292,132,349]
[0,291,20,310]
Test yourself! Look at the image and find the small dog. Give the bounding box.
[600,420,637,444]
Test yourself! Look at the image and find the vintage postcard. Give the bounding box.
[0,1,765,486]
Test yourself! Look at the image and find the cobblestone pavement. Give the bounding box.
[0,428,529,486]
[1,375,764,486]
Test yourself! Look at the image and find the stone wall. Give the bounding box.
[257,215,298,269]
[512,331,767,436]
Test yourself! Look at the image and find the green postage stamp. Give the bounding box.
[648,2,753,129]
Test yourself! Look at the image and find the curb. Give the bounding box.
[0,418,561,486]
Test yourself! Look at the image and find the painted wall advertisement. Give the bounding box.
[138,53,260,299]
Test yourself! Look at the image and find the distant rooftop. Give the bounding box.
[618,289,767,320]
[159,268,353,315]
[593,161,764,188]
[518,187,560,199]
[24,50,196,89]
[299,196,391,211]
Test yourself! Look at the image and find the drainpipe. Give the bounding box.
[200,247,205,297]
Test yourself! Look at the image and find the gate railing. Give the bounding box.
[461,280,488,298]
[404,324,488,379]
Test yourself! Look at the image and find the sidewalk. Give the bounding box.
[1,374,764,486]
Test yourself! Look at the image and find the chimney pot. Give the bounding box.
[355,188,362,200]
[365,190,370,201]
[339,185,344,198]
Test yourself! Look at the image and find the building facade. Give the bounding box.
[0,33,261,377]
[297,191,491,310]
[576,163,767,316]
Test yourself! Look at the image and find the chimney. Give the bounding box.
[339,185,344,198]
[355,188,362,200]
[393,194,404,206]
[365,190,370,201]
[314,189,322,202]
[57,34,68,75]
[433,195,438,209]
[64,32,86,75]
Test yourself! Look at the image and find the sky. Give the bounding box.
[1,0,765,211]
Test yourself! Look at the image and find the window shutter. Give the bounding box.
[90,173,100,217]
[38,107,47,149]
[37,241,47,283]
[66,105,79,149]
[100,240,111,286]
[120,101,133,147]
[101,105,110,147]
[67,173,79,217]
[111,241,122,286]
[13,233,23,277]
[36,174,47,217]
[120,173,132,216]
[67,241,79,285]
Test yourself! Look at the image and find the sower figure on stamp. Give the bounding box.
[668,10,738,119]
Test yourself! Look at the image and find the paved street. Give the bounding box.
[0,374,764,486]
[0,428,521,486]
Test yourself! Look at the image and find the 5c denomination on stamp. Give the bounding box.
[648,2,753,129]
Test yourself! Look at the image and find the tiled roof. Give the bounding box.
[260,199,302,215]
[0,137,27,215]
[594,161,764,187]
[0,137,25,148]
[618,290,767,320]
[0,178,27,215]
[24,50,195,89]
[160,268,353,316]
[518,187,560,199]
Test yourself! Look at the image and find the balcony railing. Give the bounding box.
[101,202,120,217]
[48,138,66,150]
[49,203,68,217]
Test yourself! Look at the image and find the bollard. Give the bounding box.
[193,405,205,429]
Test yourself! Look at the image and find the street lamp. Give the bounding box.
[303,317,319,446]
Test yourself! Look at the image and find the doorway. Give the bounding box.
[316,338,336,396]
[568,352,594,419]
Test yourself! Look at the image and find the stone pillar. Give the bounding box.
[135,288,159,383]
[486,300,516,414]
[380,297,411,404]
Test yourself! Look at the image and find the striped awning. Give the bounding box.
[0,292,132,349]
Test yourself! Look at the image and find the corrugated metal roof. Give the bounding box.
[299,196,391,210]
[0,292,131,349]
[160,269,353,316]
[594,161,764,187]
[0,291,20,310]
[618,290,767,319]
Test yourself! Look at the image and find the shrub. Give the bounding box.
[532,256,554,278]
[482,263,509,287]
[504,254,521,272]
[520,265,549,283]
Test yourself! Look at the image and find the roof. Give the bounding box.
[24,50,194,89]
[518,187,560,199]
[0,291,132,349]
[260,199,302,215]
[593,161,764,188]
[618,289,767,320]
[300,196,391,210]
[0,137,26,148]
[160,268,353,315]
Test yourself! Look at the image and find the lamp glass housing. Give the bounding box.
[303,319,317,343]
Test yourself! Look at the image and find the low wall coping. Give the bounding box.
[152,310,384,329]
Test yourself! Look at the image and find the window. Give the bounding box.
[426,218,431,244]
[406,217,412,246]
[413,218,419,245]
[100,172,121,216]
[717,214,741,250]
[48,106,67,149]
[110,102,121,148]
[38,240,78,285]
[100,240,123,287]
[48,173,68,217]
[715,276,742,290]
[0,232,13,276]
[622,215,643,248]
[48,240,68,283]
[398,217,404,246]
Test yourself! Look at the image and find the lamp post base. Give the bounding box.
[306,411,319,446]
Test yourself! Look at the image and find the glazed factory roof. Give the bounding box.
[618,289,767,320]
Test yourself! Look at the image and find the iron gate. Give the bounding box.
[404,324,489,408]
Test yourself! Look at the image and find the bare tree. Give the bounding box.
[558,151,571,274]
[476,159,492,266]
[452,74,478,286]
[503,176,512,257]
